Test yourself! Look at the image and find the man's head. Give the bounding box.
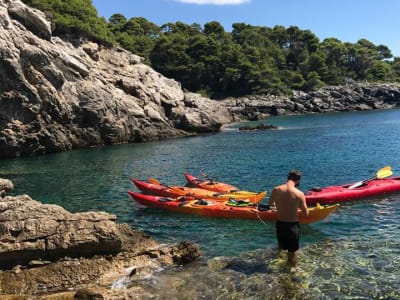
[287,169,302,186]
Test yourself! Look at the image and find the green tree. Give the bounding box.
[116,17,160,60]
[22,0,115,45]
[303,71,324,91]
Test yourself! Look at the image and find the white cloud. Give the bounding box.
[172,0,251,5]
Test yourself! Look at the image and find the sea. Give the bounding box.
[2,108,400,299]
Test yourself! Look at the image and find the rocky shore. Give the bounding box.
[1,0,400,158]
[222,83,400,121]
[0,178,200,299]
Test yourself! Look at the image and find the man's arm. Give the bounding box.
[268,188,277,208]
[298,192,309,217]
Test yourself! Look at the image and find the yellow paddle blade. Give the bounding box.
[377,166,391,173]
[377,168,393,179]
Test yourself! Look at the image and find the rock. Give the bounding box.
[221,83,400,120]
[0,194,122,269]
[0,178,200,297]
[238,124,278,131]
[0,1,234,158]
[0,178,13,197]
[7,0,52,40]
[2,1,399,159]
[74,289,104,300]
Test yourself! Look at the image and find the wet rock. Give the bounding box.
[74,289,104,300]
[238,124,278,131]
[0,178,200,298]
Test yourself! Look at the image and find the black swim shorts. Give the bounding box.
[276,220,300,252]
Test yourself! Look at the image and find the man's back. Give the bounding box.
[270,183,305,222]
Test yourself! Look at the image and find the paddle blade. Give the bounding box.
[377,168,393,179]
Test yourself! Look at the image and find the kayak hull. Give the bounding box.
[131,178,267,203]
[306,177,400,205]
[128,192,339,224]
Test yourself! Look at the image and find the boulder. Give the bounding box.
[0,194,122,269]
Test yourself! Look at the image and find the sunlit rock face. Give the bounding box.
[0,0,233,158]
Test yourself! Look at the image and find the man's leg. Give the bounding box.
[288,251,296,267]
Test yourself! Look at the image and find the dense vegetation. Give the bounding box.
[21,0,115,45]
[22,0,400,98]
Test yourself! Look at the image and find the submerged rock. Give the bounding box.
[238,124,278,131]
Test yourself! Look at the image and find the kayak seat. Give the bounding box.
[257,204,270,211]
[178,196,190,201]
[195,199,208,205]
[213,192,225,196]
[311,187,322,192]
[158,197,173,202]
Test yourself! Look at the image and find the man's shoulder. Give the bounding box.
[294,188,305,198]
[273,184,285,192]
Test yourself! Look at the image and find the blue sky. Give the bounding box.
[92,0,400,57]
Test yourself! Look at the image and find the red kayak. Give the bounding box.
[306,176,400,205]
[128,192,339,224]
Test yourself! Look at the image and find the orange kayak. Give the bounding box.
[131,178,267,203]
[128,192,339,225]
[184,172,259,195]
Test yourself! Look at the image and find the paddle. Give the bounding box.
[147,178,186,196]
[200,172,215,184]
[348,166,393,189]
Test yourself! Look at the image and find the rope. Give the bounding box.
[255,202,271,227]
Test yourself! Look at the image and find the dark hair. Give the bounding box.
[287,169,302,181]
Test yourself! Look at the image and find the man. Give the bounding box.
[268,169,309,268]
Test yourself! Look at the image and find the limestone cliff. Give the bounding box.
[0,0,233,158]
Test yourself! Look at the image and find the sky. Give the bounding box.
[92,0,400,57]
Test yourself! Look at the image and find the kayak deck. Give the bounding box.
[306,176,400,205]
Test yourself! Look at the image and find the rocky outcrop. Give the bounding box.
[0,194,122,269]
[0,178,200,297]
[0,0,233,158]
[222,82,400,120]
[2,1,400,159]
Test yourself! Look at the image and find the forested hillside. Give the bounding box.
[22,0,400,98]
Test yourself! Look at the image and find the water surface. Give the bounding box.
[2,109,400,297]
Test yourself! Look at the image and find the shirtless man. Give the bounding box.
[268,170,309,267]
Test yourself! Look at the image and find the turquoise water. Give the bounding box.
[2,109,400,297]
